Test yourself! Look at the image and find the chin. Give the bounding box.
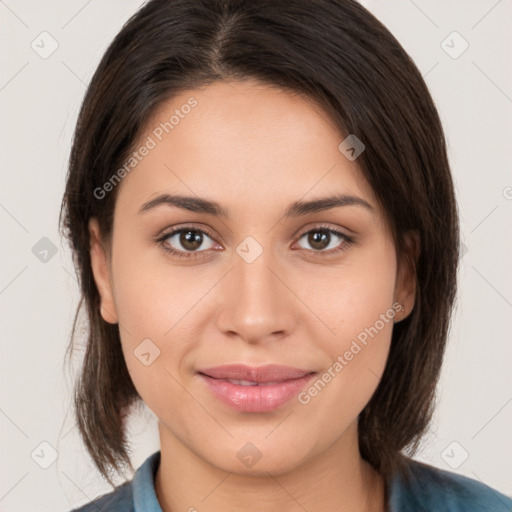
[204,439,310,477]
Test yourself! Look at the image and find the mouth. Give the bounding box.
[197,364,317,412]
[213,379,286,386]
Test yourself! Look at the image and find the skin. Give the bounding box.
[89,79,416,512]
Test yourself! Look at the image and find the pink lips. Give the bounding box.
[197,364,316,412]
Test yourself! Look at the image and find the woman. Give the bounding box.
[60,0,512,510]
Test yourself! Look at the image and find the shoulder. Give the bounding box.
[67,451,161,512]
[390,458,512,512]
[69,480,134,512]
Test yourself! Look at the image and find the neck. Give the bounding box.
[155,421,386,512]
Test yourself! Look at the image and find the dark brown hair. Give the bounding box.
[60,0,459,492]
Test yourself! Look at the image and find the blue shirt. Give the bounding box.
[70,450,512,511]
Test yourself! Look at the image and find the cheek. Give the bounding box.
[297,248,397,411]
[109,243,230,414]
[111,240,213,342]
[304,246,398,340]
[297,269,397,426]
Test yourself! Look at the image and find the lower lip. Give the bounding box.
[198,373,316,412]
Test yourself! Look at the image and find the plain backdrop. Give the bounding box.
[1,0,511,510]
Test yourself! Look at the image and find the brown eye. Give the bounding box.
[160,228,217,255]
[179,230,204,251]
[297,228,351,253]
[306,230,331,250]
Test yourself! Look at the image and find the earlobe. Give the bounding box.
[88,218,118,324]
[394,231,420,323]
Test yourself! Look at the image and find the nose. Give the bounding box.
[215,245,299,345]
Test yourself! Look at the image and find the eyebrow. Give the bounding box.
[139,193,373,218]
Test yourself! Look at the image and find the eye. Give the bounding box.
[155,224,354,260]
[295,226,354,255]
[156,227,218,259]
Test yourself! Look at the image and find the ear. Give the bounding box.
[89,218,118,324]
[394,230,419,323]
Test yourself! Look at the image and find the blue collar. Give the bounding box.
[133,451,162,512]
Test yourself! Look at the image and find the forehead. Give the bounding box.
[114,80,378,218]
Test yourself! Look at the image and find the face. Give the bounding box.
[89,79,416,476]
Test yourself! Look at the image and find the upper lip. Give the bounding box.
[198,364,314,383]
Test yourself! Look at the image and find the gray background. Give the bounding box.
[1,0,511,510]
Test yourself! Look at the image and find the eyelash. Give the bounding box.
[154,224,355,260]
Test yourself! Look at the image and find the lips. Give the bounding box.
[197,364,316,412]
[198,364,312,382]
